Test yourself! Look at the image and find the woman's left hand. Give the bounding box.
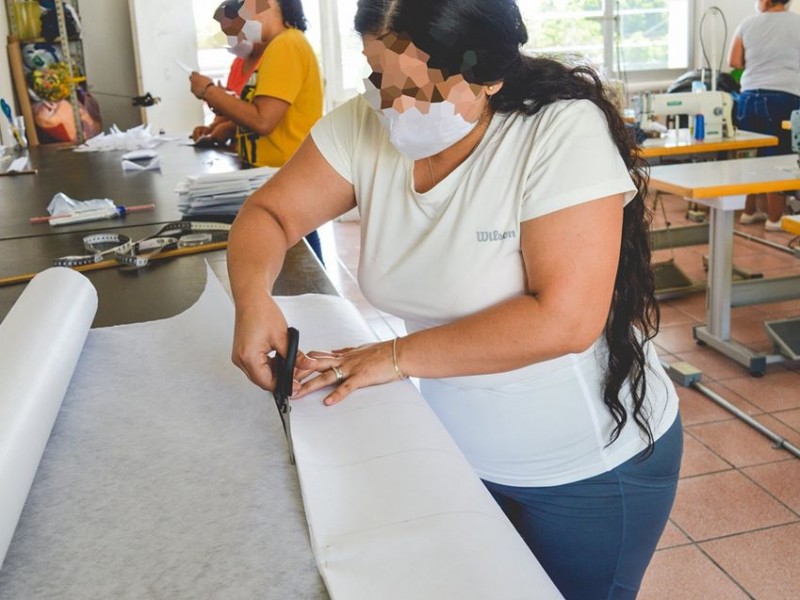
[293,340,404,406]
[189,72,213,99]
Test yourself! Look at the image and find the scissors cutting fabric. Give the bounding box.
[273,327,299,464]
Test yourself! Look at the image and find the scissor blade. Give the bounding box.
[272,327,299,464]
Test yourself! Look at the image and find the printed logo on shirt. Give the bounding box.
[237,72,260,166]
[476,230,517,242]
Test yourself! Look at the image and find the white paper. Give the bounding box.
[74,124,173,152]
[5,156,28,173]
[175,167,278,216]
[0,268,97,569]
[121,149,162,171]
[175,59,194,74]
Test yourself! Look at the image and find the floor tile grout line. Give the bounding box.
[680,426,735,473]
[691,519,800,546]
[736,464,800,521]
[693,542,757,600]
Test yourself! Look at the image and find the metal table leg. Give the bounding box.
[691,199,784,375]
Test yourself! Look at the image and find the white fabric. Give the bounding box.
[280,294,564,599]
[0,267,563,599]
[311,96,678,486]
[735,11,800,96]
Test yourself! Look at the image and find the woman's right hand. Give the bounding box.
[191,125,211,141]
[231,296,290,392]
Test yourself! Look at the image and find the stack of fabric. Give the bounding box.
[175,166,277,217]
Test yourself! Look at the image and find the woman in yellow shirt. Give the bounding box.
[190,0,324,259]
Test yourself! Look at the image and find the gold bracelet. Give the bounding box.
[392,337,407,380]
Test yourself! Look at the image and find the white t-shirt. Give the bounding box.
[311,96,679,487]
[735,11,800,96]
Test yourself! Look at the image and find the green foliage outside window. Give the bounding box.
[518,0,682,72]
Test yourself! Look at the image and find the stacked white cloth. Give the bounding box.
[175,166,278,216]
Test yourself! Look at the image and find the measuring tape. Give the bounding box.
[53,233,134,267]
[53,222,231,269]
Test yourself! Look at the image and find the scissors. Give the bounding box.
[273,327,299,464]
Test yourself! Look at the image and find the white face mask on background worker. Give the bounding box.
[240,19,263,43]
[227,35,254,58]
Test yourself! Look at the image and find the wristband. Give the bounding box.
[198,82,215,100]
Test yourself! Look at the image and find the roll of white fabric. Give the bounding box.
[0,268,97,569]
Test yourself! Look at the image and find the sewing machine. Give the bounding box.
[642,91,734,140]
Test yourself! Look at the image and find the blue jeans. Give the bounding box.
[304,230,324,264]
[483,415,683,600]
[735,89,800,156]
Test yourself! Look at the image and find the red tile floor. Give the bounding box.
[316,190,800,598]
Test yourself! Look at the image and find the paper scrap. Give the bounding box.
[5,157,28,173]
[121,149,161,171]
[175,60,194,74]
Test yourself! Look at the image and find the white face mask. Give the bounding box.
[362,78,477,160]
[227,35,253,59]
[241,19,263,43]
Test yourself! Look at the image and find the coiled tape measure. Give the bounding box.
[53,222,231,269]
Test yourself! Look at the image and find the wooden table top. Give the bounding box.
[0,141,241,241]
[0,232,335,327]
[0,141,337,327]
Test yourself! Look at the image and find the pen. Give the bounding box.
[29,203,156,224]
[0,168,37,177]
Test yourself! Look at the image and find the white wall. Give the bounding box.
[695,0,800,71]
[81,0,142,130]
[694,1,750,72]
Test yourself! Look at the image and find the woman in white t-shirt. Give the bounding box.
[228,0,681,597]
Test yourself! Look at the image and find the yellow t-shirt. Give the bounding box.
[238,28,323,167]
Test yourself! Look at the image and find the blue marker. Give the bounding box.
[0,99,24,147]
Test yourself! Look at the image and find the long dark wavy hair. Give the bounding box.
[355,0,659,449]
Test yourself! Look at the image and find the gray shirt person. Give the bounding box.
[735,10,800,95]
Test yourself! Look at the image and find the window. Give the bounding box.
[318,0,691,108]
[517,0,690,78]
[190,0,692,118]
[193,0,234,81]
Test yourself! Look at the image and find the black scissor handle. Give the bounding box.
[276,327,300,403]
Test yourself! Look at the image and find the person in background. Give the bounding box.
[226,1,682,597]
[191,0,260,147]
[728,0,800,231]
[189,0,324,261]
